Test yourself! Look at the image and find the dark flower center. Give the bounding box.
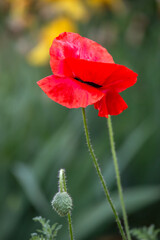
[74,77,102,88]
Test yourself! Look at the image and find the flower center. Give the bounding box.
[74,77,102,88]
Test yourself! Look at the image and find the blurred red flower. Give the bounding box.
[37,32,138,117]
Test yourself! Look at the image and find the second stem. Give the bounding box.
[107,115,131,240]
[82,108,126,240]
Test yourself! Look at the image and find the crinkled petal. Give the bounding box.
[50,32,114,77]
[102,64,138,93]
[37,75,104,108]
[94,97,109,118]
[94,91,128,117]
[66,58,118,86]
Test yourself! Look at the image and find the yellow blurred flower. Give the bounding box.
[7,0,33,32]
[52,0,88,21]
[38,0,87,21]
[8,0,31,17]
[87,0,126,13]
[27,17,77,66]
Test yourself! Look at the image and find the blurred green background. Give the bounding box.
[0,0,160,239]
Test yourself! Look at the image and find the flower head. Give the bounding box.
[37,32,138,118]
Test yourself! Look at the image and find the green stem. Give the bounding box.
[82,108,126,240]
[59,169,64,192]
[67,213,74,240]
[107,115,131,240]
[59,169,74,240]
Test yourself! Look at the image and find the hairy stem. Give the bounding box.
[107,115,131,240]
[82,108,126,240]
[67,213,74,240]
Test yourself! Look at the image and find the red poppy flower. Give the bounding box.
[37,32,138,118]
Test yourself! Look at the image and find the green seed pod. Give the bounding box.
[51,192,72,217]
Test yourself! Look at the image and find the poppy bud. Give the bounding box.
[51,192,72,217]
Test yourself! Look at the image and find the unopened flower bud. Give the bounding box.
[51,192,72,217]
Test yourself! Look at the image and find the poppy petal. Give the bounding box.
[102,64,138,93]
[94,91,128,117]
[94,97,109,118]
[37,75,104,108]
[50,32,114,77]
[66,58,118,86]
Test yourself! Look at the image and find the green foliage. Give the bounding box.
[30,216,62,240]
[131,225,160,240]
